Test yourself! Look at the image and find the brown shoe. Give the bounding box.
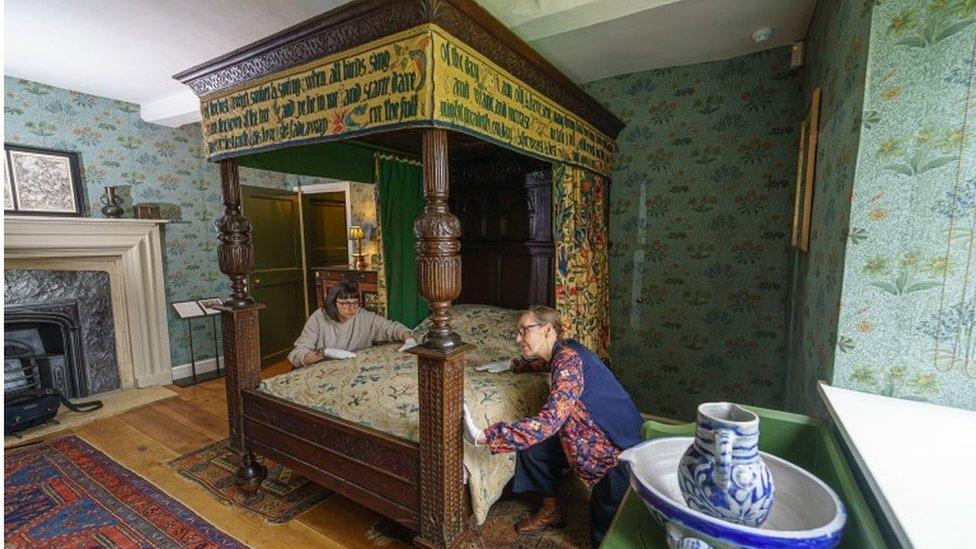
[515,497,566,534]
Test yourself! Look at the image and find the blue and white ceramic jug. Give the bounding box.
[678,402,774,527]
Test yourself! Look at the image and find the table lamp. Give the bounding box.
[349,225,367,270]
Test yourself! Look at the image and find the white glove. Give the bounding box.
[475,360,511,373]
[398,338,418,352]
[462,403,484,446]
[323,348,357,359]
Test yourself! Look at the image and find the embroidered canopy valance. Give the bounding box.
[176,0,622,177]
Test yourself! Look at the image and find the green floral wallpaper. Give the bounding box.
[583,48,802,419]
[832,0,976,410]
[4,76,291,368]
[786,0,874,415]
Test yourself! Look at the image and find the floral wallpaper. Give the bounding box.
[786,0,874,416]
[832,0,976,411]
[583,48,802,419]
[4,76,291,368]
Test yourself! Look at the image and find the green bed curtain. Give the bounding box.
[376,155,430,328]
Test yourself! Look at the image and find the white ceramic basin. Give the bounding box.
[619,437,847,549]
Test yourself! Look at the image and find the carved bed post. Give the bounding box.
[409,128,473,548]
[215,158,267,496]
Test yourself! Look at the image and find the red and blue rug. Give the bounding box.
[5,435,242,548]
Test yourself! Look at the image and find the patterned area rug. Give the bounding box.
[4,435,242,548]
[168,439,332,523]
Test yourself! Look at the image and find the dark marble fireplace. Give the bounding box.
[4,270,120,396]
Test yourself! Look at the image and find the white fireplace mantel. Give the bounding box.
[4,216,173,388]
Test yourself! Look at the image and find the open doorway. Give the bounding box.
[302,190,350,313]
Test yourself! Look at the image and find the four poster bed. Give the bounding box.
[174,0,623,546]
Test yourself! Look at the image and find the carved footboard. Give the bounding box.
[243,390,422,528]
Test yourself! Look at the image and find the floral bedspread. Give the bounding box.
[258,304,549,523]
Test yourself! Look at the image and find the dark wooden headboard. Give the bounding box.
[450,154,554,310]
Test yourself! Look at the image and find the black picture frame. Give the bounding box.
[4,143,85,217]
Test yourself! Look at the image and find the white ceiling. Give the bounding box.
[4,0,815,127]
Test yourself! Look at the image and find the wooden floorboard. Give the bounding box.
[25,359,401,548]
[153,398,229,440]
[185,395,230,421]
[118,405,215,454]
[298,496,412,549]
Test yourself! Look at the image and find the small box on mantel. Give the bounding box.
[134,203,161,219]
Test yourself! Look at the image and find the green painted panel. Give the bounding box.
[303,192,348,267]
[244,187,303,271]
[251,269,305,364]
[243,186,305,365]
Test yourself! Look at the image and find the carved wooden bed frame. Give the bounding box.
[174,1,622,546]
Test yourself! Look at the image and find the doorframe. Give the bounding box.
[294,181,354,318]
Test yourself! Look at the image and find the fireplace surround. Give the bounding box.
[4,216,172,389]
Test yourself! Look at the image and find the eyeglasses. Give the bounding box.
[336,299,360,307]
[516,323,543,336]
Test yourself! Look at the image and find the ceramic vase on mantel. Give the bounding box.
[100,186,124,218]
[677,402,774,527]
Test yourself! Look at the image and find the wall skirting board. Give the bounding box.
[171,356,224,381]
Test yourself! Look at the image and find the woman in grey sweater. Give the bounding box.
[288,281,416,367]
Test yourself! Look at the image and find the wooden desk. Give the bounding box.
[312,267,380,312]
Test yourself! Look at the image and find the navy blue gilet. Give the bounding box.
[555,339,644,451]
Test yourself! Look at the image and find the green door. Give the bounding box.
[302,191,349,311]
[242,185,305,366]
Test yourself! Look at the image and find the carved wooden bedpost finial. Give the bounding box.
[415,128,462,349]
[410,128,472,548]
[215,158,266,496]
[216,159,255,308]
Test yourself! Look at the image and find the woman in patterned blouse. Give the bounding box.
[463,305,644,547]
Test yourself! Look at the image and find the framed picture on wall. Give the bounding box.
[791,87,821,253]
[4,143,85,217]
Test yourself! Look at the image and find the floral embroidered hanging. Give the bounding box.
[553,163,611,360]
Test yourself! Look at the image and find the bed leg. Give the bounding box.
[410,345,474,548]
[235,450,266,499]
